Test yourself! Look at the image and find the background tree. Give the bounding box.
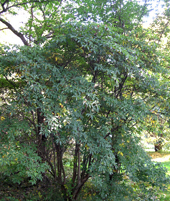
[138,1,170,152]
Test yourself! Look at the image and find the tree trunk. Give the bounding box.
[155,143,163,152]
[37,108,47,160]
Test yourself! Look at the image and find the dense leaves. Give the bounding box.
[0,0,170,200]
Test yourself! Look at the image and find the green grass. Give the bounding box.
[162,161,170,173]
[147,152,170,200]
[157,159,170,200]
[161,161,170,200]
[160,161,170,200]
[160,186,170,201]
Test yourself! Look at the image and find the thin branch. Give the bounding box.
[4,75,17,92]
[1,0,9,12]
[77,143,81,185]
[0,0,56,15]
[25,116,37,133]
[136,0,147,28]
[116,73,128,98]
[0,27,8,31]
[44,31,54,38]
[158,20,169,43]
[104,132,111,139]
[39,5,47,21]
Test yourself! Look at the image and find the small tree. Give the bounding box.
[0,0,170,200]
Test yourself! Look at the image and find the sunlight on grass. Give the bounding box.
[162,161,170,174]
[160,185,170,201]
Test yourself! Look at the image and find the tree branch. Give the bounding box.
[0,0,56,15]
[0,27,8,31]
[158,20,169,43]
[1,0,9,13]
[0,17,29,46]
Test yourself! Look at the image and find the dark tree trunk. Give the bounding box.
[37,108,47,160]
[155,143,163,152]
[155,135,163,152]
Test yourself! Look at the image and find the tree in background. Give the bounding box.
[0,0,170,200]
[139,0,170,152]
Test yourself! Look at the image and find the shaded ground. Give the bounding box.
[1,152,170,201]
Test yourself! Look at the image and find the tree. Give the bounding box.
[0,0,170,200]
[139,1,170,152]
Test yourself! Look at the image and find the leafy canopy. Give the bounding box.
[0,0,170,200]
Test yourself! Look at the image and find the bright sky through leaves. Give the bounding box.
[0,1,166,45]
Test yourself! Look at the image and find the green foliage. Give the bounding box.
[0,0,170,200]
[0,118,48,185]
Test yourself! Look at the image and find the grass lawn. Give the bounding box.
[160,161,170,201]
[162,161,170,175]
